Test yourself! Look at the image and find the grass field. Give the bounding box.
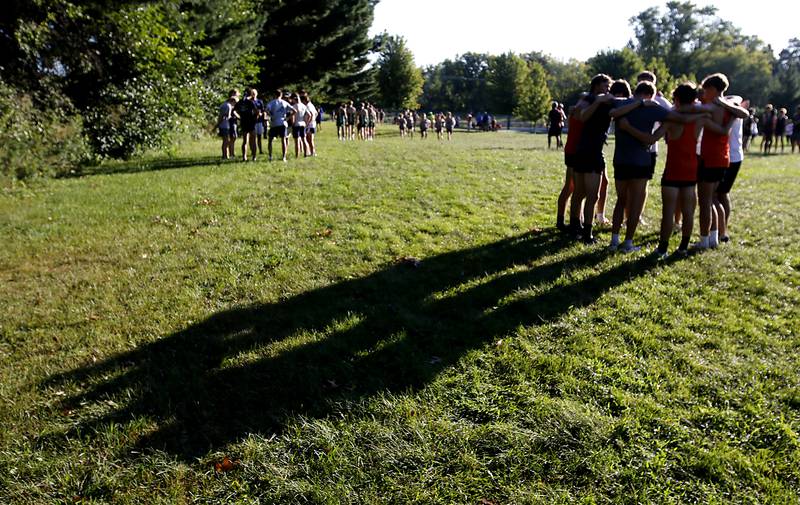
[1,126,799,504]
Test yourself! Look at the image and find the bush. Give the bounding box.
[0,79,90,181]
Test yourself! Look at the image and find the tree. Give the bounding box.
[515,60,551,121]
[771,38,800,110]
[375,34,423,109]
[523,51,589,106]
[255,0,378,100]
[587,48,645,84]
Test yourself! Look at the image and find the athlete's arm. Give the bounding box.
[699,117,731,135]
[617,117,665,145]
[664,111,711,124]
[609,98,656,119]
[577,94,613,121]
[714,97,749,119]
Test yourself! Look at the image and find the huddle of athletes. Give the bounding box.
[395,110,457,140]
[217,88,319,162]
[558,71,752,258]
[333,101,384,141]
[756,104,800,154]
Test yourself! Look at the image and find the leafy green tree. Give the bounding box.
[587,48,644,84]
[770,38,800,110]
[523,51,589,106]
[515,60,551,121]
[375,34,423,109]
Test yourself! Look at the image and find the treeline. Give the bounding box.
[1,0,378,178]
[419,2,800,120]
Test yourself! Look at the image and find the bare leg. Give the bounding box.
[659,186,679,253]
[596,169,609,222]
[624,179,649,242]
[570,173,587,232]
[611,179,629,236]
[557,167,574,228]
[678,186,697,251]
[697,181,715,237]
[581,172,601,241]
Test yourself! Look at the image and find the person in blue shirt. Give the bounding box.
[608,80,706,252]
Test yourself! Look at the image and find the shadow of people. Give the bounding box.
[44,229,663,460]
[73,156,226,177]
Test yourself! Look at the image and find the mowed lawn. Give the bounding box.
[1,126,799,504]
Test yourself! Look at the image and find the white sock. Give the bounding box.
[623,239,634,248]
[699,236,709,248]
[610,234,620,246]
[596,212,605,222]
[710,230,719,247]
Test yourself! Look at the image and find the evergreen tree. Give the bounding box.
[515,60,551,121]
[375,34,423,109]
[255,0,378,100]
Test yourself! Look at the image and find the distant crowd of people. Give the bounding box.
[333,102,385,141]
[745,104,800,154]
[217,88,322,162]
[394,110,458,140]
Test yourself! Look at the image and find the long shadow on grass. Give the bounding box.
[73,156,226,177]
[44,229,662,460]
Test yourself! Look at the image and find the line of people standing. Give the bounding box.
[334,101,384,141]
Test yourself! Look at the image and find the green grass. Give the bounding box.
[1,126,799,504]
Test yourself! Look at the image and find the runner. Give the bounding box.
[445,112,455,140]
[336,103,347,141]
[289,93,309,157]
[266,89,290,162]
[775,108,787,153]
[346,100,357,140]
[569,74,615,243]
[547,101,564,149]
[760,104,775,154]
[252,88,266,156]
[302,93,318,156]
[557,99,585,232]
[238,88,259,162]
[695,73,749,249]
[367,103,377,141]
[608,80,702,252]
[418,111,428,139]
[357,103,367,140]
[217,89,239,160]
[716,95,746,244]
[434,113,444,140]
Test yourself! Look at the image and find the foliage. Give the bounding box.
[375,34,424,109]
[255,0,378,102]
[771,38,800,112]
[525,52,590,107]
[0,78,89,181]
[587,47,645,84]
[420,53,491,112]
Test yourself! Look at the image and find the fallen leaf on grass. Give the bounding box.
[214,456,237,473]
[314,228,333,238]
[196,198,217,206]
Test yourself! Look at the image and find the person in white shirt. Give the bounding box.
[289,93,309,158]
[301,94,318,156]
[716,95,746,243]
[266,89,290,162]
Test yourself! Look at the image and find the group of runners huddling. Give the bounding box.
[558,71,752,258]
[333,101,385,141]
[395,110,457,140]
[218,88,320,162]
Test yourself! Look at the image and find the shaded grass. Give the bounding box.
[1,127,799,503]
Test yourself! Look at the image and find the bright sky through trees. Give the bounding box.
[370,0,799,66]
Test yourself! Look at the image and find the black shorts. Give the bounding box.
[697,163,726,183]
[446,126,453,133]
[240,121,256,134]
[717,161,741,194]
[548,126,563,136]
[572,152,605,174]
[564,153,578,169]
[661,179,696,188]
[614,163,654,180]
[268,125,286,139]
[306,127,316,135]
[292,125,305,138]
[228,122,238,139]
